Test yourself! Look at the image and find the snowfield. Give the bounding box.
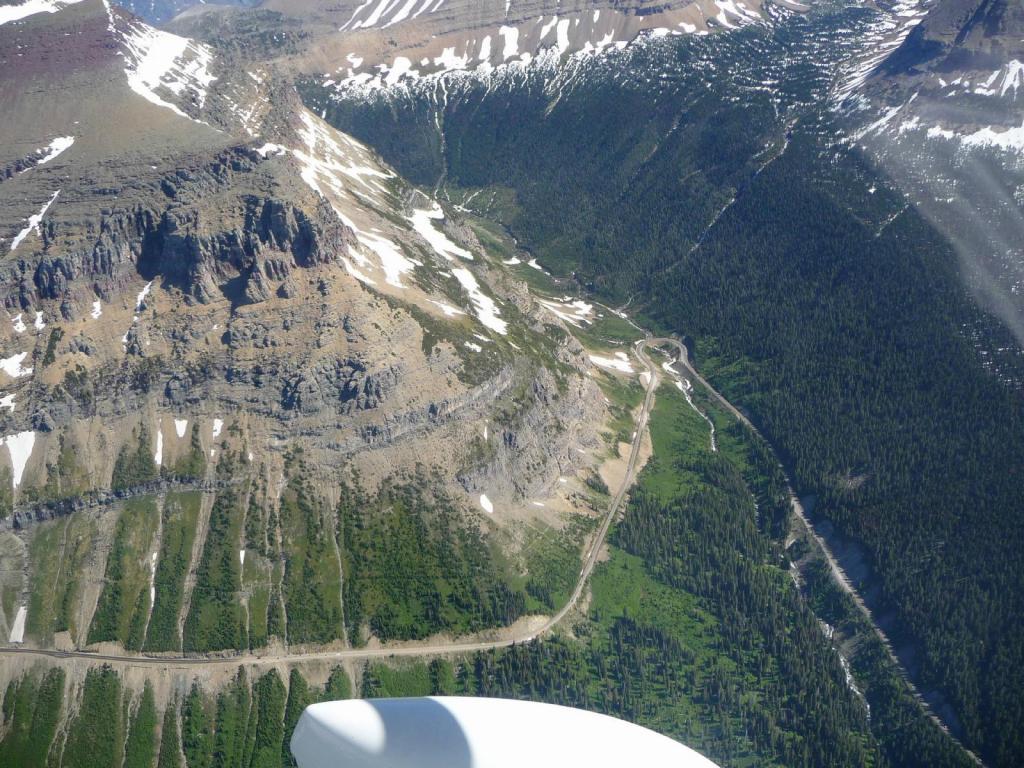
[114,9,216,122]
[589,352,634,374]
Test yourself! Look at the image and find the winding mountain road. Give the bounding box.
[0,335,985,766]
[649,336,984,767]
[0,342,663,670]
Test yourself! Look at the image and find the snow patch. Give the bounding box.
[34,136,75,167]
[479,494,494,514]
[10,191,59,253]
[410,205,473,261]
[33,312,45,331]
[7,606,26,644]
[154,429,163,466]
[0,394,15,412]
[0,0,85,26]
[212,418,224,439]
[116,14,216,122]
[589,354,634,374]
[3,431,36,488]
[91,300,102,319]
[451,267,508,335]
[429,300,466,317]
[538,297,593,327]
[174,418,188,439]
[0,352,33,379]
[11,315,26,334]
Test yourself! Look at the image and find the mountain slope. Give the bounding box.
[301,0,1024,764]
[0,0,624,663]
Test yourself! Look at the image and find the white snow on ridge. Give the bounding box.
[961,118,1024,153]
[116,14,216,122]
[10,191,59,253]
[0,0,85,25]
[3,431,36,488]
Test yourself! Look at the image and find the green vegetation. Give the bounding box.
[339,478,525,645]
[361,661,433,698]
[171,424,207,482]
[247,670,286,768]
[26,513,94,644]
[0,667,64,767]
[112,426,159,492]
[41,327,63,367]
[184,486,247,652]
[157,698,183,768]
[0,466,12,518]
[145,492,203,652]
[282,669,313,767]
[212,669,252,768]
[88,495,159,649]
[62,666,124,768]
[308,17,1016,761]
[516,516,591,612]
[278,457,343,645]
[24,432,91,503]
[124,683,158,768]
[182,682,214,768]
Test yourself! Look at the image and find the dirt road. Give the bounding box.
[648,336,983,766]
[0,342,663,670]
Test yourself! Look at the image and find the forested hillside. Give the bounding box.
[307,4,1024,764]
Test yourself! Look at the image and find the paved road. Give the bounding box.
[649,336,983,767]
[0,342,663,671]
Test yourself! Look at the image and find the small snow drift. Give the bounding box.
[3,431,36,488]
[588,352,634,374]
[0,0,85,26]
[291,697,720,768]
[10,191,59,253]
[7,606,27,644]
[0,352,33,379]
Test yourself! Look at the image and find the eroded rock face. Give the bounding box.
[0,0,608,533]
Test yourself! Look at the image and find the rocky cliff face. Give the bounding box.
[0,0,612,532]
